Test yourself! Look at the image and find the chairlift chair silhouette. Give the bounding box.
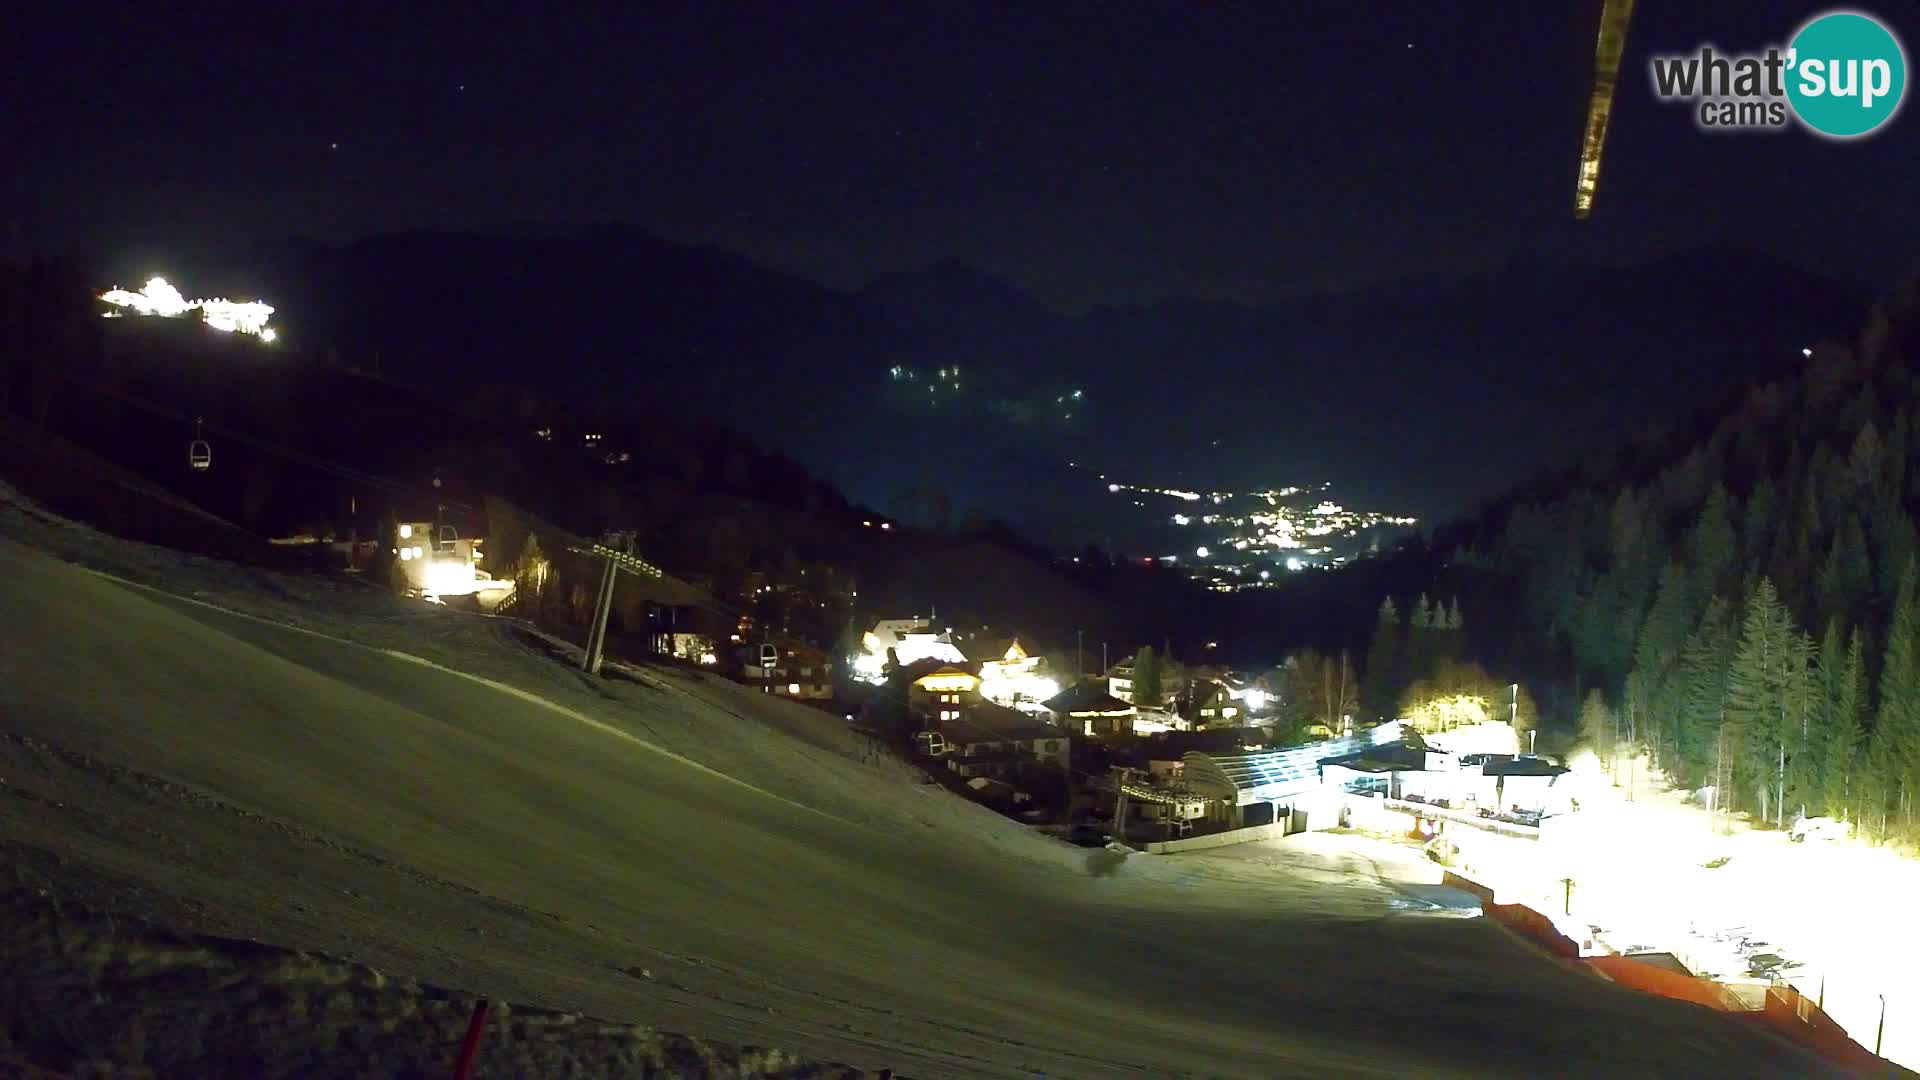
[436,523,459,553]
[188,418,211,472]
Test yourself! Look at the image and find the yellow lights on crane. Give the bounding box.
[1575,0,1638,219]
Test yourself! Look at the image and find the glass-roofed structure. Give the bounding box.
[1182,722,1409,806]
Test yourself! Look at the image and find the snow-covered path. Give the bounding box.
[0,529,1835,1077]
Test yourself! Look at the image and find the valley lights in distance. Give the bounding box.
[1095,474,1419,587]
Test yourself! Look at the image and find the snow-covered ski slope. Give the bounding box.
[0,497,1832,1077]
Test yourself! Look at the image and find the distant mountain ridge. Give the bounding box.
[174,228,1870,548]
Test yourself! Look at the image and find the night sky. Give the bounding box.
[7,2,1915,312]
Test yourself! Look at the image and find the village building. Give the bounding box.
[1174,679,1243,730]
[1042,681,1138,737]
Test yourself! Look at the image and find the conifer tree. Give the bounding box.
[1873,559,1920,834]
[1771,481,1822,619]
[1361,597,1402,720]
[1690,486,1738,599]
[1810,620,1843,808]
[1407,593,1442,688]
[1634,562,1696,766]
[1816,517,1871,633]
[1676,597,1735,789]
[1133,646,1163,708]
[1741,481,1776,571]
[1725,578,1797,825]
[1783,628,1818,821]
[1874,503,1917,607]
[1821,626,1867,820]
[1580,688,1615,765]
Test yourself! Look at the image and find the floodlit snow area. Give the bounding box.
[0,485,1840,1077]
[1457,759,1920,1072]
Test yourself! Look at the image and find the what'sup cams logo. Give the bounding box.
[1650,9,1907,138]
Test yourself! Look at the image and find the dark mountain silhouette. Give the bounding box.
[859,257,1063,361]
[170,229,1866,548]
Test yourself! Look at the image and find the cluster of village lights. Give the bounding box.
[848,629,1060,709]
[100,276,278,342]
[1098,476,1416,577]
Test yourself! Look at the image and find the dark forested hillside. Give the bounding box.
[0,258,1209,665]
[1385,267,1920,838]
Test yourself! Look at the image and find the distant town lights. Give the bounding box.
[1195,546,1210,559]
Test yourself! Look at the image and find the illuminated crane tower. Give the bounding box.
[1574,0,1638,219]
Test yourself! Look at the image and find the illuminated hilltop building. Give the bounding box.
[100,276,278,342]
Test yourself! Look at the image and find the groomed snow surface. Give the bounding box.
[0,485,1838,1078]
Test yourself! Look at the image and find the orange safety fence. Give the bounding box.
[1585,956,1891,1074]
[1441,871,1495,906]
[1450,872,1894,1074]
[1744,985,1888,1074]
[1584,954,1742,1011]
[1485,902,1580,959]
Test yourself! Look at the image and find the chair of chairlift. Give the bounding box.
[437,523,459,552]
[188,419,212,472]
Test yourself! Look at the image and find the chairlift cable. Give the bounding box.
[38,367,472,510]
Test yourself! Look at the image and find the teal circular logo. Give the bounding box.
[1786,11,1907,138]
